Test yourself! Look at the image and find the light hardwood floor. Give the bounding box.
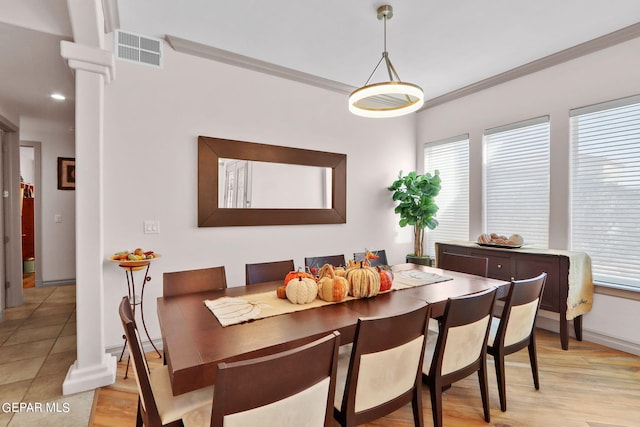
[92,329,640,427]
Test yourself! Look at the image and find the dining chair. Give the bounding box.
[162,266,227,297]
[352,249,388,267]
[422,287,497,427]
[487,272,547,411]
[437,251,489,277]
[333,303,431,427]
[119,297,213,427]
[245,259,294,285]
[182,331,341,427]
[305,254,346,272]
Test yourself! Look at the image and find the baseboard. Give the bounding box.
[39,279,76,287]
[106,337,164,358]
[536,310,640,356]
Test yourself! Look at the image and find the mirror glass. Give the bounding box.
[218,159,331,209]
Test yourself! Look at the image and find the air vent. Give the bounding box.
[115,30,163,68]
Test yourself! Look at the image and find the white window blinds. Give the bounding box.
[424,135,469,257]
[484,117,550,247]
[570,95,640,289]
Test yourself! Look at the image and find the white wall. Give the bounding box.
[416,37,640,353]
[19,116,75,282]
[102,41,417,349]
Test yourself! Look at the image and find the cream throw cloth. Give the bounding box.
[440,241,594,319]
[205,270,452,327]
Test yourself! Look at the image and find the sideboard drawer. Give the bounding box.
[484,253,512,281]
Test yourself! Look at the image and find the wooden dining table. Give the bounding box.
[157,263,509,396]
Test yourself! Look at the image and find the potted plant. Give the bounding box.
[388,170,441,266]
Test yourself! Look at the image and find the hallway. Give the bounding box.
[0,285,92,426]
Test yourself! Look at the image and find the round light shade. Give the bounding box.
[349,81,424,118]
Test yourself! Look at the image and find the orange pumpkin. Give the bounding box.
[284,268,315,286]
[317,265,349,302]
[377,266,394,292]
[276,285,287,299]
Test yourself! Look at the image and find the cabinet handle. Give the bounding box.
[497,264,502,269]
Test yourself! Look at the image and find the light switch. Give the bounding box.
[54,214,62,223]
[144,220,160,234]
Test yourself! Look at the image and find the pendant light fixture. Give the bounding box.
[349,5,424,118]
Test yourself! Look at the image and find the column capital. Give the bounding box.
[60,40,116,83]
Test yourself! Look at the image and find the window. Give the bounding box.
[570,95,640,290]
[484,117,550,247]
[424,135,469,257]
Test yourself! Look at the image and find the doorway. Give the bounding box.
[20,145,36,288]
[19,142,42,290]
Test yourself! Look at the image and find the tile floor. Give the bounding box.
[0,285,92,426]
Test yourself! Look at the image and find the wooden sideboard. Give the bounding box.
[436,242,583,350]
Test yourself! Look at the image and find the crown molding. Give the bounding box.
[101,0,119,34]
[165,35,355,95]
[166,22,640,112]
[421,21,640,110]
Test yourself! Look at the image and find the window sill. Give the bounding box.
[594,283,640,301]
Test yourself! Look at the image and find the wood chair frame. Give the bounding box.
[208,332,341,427]
[352,249,388,267]
[488,272,547,411]
[305,254,346,272]
[334,304,431,427]
[437,251,489,277]
[422,287,497,427]
[119,297,211,427]
[245,259,294,285]
[162,266,227,297]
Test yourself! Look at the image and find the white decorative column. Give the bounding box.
[60,40,117,395]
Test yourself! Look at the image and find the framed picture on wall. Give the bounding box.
[57,157,75,190]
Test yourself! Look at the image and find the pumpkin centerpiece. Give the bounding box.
[317,264,349,302]
[346,263,381,298]
[317,264,335,280]
[277,268,316,299]
[377,266,394,292]
[334,266,347,277]
[285,276,318,304]
[284,268,315,285]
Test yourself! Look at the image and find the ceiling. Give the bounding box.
[2,1,640,125]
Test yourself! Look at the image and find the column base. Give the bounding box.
[62,354,117,395]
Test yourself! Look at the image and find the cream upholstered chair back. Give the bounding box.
[422,287,497,427]
[334,303,431,427]
[488,272,547,412]
[183,331,341,427]
[119,297,213,427]
[440,315,492,375]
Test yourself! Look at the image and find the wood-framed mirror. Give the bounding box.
[198,136,347,227]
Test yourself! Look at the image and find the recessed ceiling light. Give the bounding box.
[50,93,66,101]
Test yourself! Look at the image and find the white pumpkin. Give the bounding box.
[285,276,318,304]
